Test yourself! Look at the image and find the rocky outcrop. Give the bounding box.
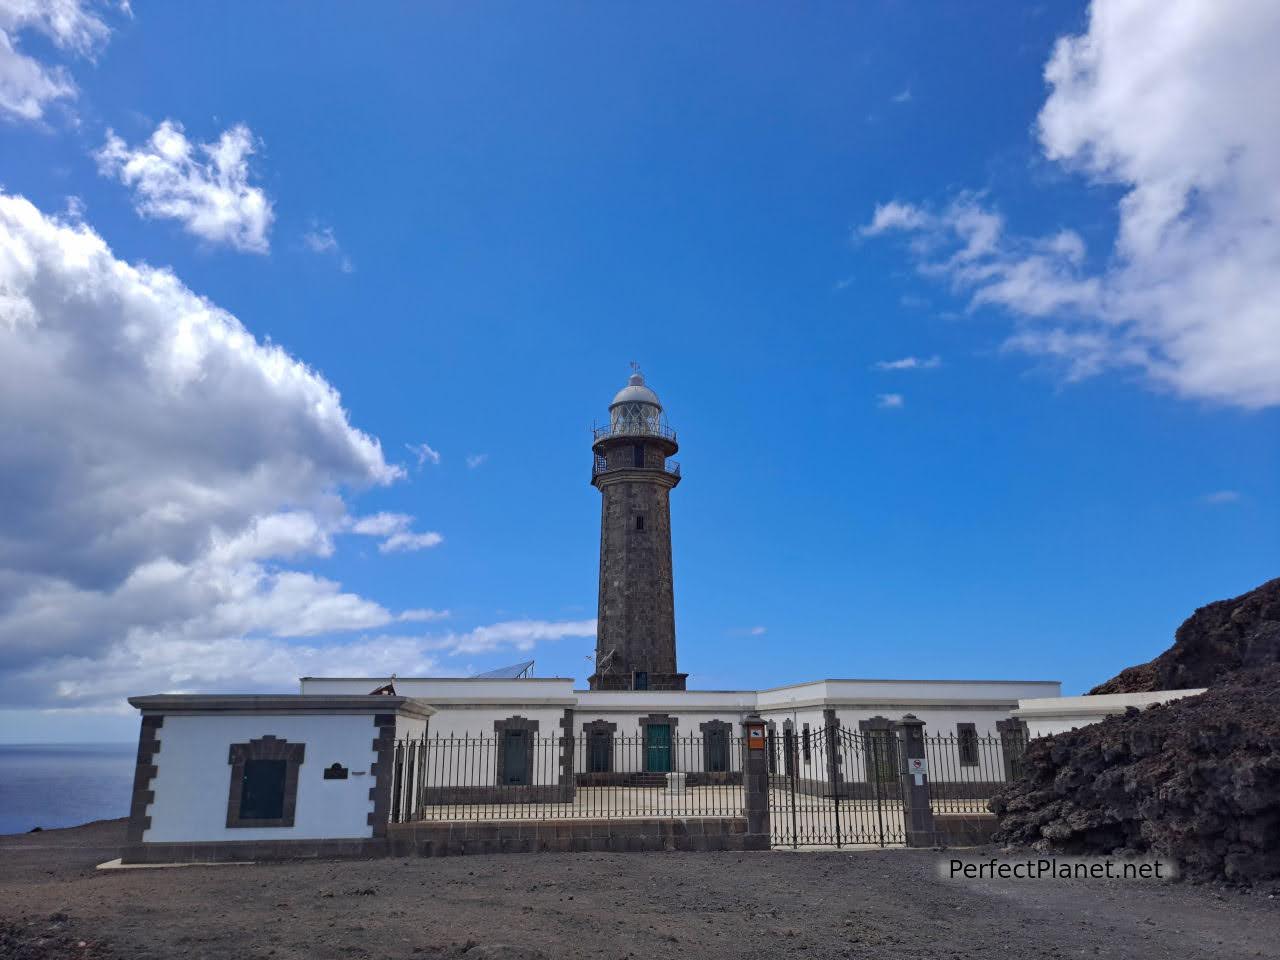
[1090,577,1280,694]
[991,664,1280,885]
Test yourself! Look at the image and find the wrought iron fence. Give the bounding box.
[389,732,746,825]
[591,420,677,443]
[921,728,1028,814]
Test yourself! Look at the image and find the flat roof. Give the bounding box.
[128,694,435,720]
[757,677,1061,692]
[298,676,573,682]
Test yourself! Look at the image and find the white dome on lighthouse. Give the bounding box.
[610,370,661,409]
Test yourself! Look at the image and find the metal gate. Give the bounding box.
[768,723,906,847]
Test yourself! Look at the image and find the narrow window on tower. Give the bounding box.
[633,443,645,467]
[635,515,645,531]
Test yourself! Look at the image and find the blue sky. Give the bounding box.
[0,1,1276,741]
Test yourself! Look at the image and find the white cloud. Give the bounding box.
[0,0,111,122]
[379,530,444,554]
[399,608,450,623]
[861,200,929,236]
[303,223,353,273]
[96,120,275,253]
[892,87,912,104]
[0,191,416,711]
[863,0,1280,410]
[1201,490,1241,505]
[876,393,904,409]
[875,355,941,371]
[427,619,597,656]
[465,453,488,469]
[21,632,450,713]
[407,441,441,467]
[349,512,443,554]
[350,512,412,537]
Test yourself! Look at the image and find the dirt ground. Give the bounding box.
[1,820,1276,960]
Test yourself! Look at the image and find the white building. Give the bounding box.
[123,370,1194,863]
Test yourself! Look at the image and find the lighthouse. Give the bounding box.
[588,366,686,691]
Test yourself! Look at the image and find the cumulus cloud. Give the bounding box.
[23,633,451,714]
[0,191,420,710]
[876,393,904,409]
[863,0,1280,410]
[303,223,353,273]
[0,0,111,122]
[874,355,941,371]
[96,120,275,253]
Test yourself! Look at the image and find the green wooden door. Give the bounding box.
[646,724,672,773]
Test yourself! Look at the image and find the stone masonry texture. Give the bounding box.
[591,435,683,690]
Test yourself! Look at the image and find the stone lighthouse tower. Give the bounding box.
[588,366,687,691]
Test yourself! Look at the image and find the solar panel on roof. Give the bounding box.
[471,660,535,679]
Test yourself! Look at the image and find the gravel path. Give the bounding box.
[1,820,1276,959]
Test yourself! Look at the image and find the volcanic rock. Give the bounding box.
[1090,577,1280,694]
[991,664,1280,885]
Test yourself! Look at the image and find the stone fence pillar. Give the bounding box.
[893,713,936,848]
[741,714,771,850]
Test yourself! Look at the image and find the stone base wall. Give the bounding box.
[387,816,761,856]
[120,817,765,863]
[928,782,1008,801]
[932,814,999,846]
[685,771,742,787]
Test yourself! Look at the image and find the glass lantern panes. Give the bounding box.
[610,401,661,435]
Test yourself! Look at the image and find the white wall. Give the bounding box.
[1014,689,1206,738]
[146,714,379,842]
[756,678,1060,708]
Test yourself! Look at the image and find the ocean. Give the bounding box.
[0,743,136,836]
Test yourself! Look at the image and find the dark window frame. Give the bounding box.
[633,443,645,468]
[858,716,898,785]
[699,719,732,773]
[956,722,980,766]
[494,715,539,786]
[996,718,1029,781]
[583,719,617,773]
[226,735,305,829]
[635,515,645,531]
